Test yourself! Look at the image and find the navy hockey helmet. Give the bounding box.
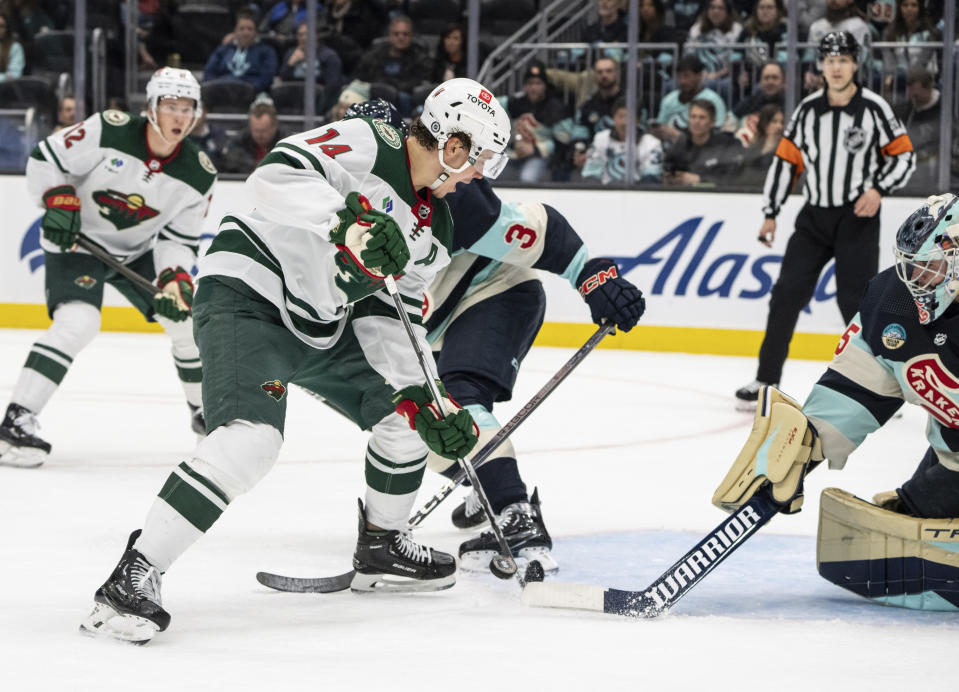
[894,194,959,324]
[344,98,409,137]
[818,31,860,62]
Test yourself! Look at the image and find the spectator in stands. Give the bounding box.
[278,19,343,95]
[0,12,24,81]
[11,0,52,42]
[582,0,628,44]
[637,0,676,82]
[652,55,728,144]
[326,80,370,121]
[320,0,386,75]
[672,0,707,35]
[355,15,431,117]
[895,65,941,191]
[686,0,743,103]
[431,23,468,83]
[582,96,663,185]
[882,0,940,92]
[188,99,227,171]
[732,61,785,130]
[52,95,75,133]
[737,103,785,187]
[805,0,870,92]
[203,7,278,95]
[501,61,569,183]
[736,0,788,89]
[260,0,318,43]
[664,99,742,186]
[221,101,282,174]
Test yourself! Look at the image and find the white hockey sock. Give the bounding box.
[11,301,100,413]
[135,497,206,573]
[157,315,203,408]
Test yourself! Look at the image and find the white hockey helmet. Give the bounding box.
[145,67,202,140]
[420,78,510,182]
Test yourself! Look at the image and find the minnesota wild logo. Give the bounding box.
[74,275,97,289]
[93,189,160,230]
[261,379,287,402]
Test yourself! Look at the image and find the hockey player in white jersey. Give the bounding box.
[0,68,216,468]
[81,78,510,644]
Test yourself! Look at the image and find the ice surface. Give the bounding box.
[0,329,954,691]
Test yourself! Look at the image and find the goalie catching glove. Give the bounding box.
[576,258,645,332]
[41,185,82,251]
[393,381,479,460]
[713,386,824,514]
[331,192,411,303]
[153,266,194,322]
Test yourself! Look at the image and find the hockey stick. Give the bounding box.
[256,322,616,594]
[382,275,524,585]
[74,236,161,298]
[521,487,784,617]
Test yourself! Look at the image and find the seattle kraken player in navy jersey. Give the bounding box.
[344,100,646,571]
[714,193,959,612]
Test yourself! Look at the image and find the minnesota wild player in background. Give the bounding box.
[81,78,512,644]
[0,68,216,468]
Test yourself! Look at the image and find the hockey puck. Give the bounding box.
[489,555,517,579]
[524,560,545,583]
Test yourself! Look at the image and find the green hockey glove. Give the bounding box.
[41,185,82,251]
[153,266,194,322]
[393,381,479,460]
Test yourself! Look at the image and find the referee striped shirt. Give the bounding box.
[762,86,915,218]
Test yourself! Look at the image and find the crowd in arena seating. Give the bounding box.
[0,0,955,191]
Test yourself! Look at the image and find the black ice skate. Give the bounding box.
[451,489,491,530]
[189,403,206,436]
[80,530,170,645]
[458,488,558,574]
[351,499,456,592]
[734,380,776,411]
[0,403,51,468]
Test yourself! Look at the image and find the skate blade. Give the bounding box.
[459,548,559,574]
[350,571,456,593]
[0,442,46,468]
[734,399,757,413]
[79,602,159,645]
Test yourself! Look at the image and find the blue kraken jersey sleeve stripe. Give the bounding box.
[803,382,882,451]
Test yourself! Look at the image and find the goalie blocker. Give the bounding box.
[817,487,959,611]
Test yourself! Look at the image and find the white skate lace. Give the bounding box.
[11,410,40,436]
[394,531,432,564]
[130,556,163,604]
[465,491,483,518]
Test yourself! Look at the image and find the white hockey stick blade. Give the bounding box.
[522,582,607,612]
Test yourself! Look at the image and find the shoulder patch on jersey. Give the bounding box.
[198,150,217,175]
[372,119,403,150]
[103,110,131,126]
[881,323,906,350]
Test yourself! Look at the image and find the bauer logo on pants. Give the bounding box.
[261,380,287,402]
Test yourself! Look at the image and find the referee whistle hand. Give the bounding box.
[854,189,881,218]
[758,218,776,247]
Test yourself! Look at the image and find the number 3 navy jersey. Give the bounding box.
[803,266,959,473]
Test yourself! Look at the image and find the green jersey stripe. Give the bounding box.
[366,444,427,470]
[40,140,68,174]
[353,294,423,325]
[222,216,284,272]
[161,224,200,243]
[276,142,325,175]
[208,227,282,277]
[259,150,306,170]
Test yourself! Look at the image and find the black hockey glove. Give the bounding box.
[576,257,645,332]
[41,185,82,251]
[393,381,479,460]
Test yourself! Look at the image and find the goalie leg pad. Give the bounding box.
[713,386,823,513]
[817,487,959,611]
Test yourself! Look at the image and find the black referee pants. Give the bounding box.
[756,202,880,385]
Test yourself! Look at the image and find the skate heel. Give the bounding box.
[79,602,160,645]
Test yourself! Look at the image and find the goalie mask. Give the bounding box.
[145,67,202,142]
[420,78,511,185]
[894,193,959,324]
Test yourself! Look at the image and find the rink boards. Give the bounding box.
[0,176,924,359]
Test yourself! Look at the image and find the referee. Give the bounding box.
[735,31,916,408]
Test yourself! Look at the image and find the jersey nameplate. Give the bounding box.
[103,110,131,126]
